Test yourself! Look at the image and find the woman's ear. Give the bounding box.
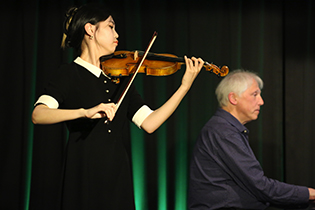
[84,23,95,37]
[228,92,238,105]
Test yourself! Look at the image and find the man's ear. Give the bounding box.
[228,92,238,105]
[84,23,95,37]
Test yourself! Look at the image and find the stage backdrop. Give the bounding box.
[0,0,314,210]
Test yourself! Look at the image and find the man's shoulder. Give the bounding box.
[200,110,244,142]
[201,117,233,138]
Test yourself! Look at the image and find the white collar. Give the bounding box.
[74,57,110,79]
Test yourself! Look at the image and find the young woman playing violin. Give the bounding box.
[32,3,204,210]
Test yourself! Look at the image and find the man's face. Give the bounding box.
[235,79,264,124]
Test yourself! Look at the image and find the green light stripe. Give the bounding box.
[24,2,39,209]
[157,133,167,210]
[157,78,167,210]
[174,100,188,210]
[24,124,34,210]
[157,125,167,210]
[131,127,147,209]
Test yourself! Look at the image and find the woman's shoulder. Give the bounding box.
[45,62,79,83]
[58,61,78,71]
[54,61,85,76]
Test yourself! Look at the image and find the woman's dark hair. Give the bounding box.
[61,3,112,54]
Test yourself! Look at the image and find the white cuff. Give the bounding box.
[34,95,59,109]
[132,105,154,128]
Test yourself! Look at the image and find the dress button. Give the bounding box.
[108,129,111,133]
[106,89,110,93]
[104,80,107,83]
[108,99,111,102]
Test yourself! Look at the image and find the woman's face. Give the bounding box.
[94,16,119,55]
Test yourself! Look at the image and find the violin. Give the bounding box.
[100,50,229,83]
[101,31,228,124]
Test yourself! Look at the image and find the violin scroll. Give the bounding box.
[204,62,229,77]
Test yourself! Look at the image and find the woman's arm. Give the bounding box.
[141,56,204,133]
[32,103,117,124]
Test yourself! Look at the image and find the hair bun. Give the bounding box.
[61,7,78,48]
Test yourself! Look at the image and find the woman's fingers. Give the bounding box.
[86,103,117,120]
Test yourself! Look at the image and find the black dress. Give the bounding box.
[41,61,145,210]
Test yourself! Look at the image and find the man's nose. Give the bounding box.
[259,95,264,106]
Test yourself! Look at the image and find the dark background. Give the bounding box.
[0,0,314,209]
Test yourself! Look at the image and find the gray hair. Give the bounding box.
[215,69,263,107]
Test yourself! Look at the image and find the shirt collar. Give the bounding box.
[216,108,249,134]
[74,57,102,78]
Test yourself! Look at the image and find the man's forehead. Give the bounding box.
[246,80,261,93]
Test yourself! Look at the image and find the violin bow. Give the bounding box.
[105,31,158,123]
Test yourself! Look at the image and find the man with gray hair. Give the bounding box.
[188,70,315,210]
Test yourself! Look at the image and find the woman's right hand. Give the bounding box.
[85,103,117,121]
[32,103,117,125]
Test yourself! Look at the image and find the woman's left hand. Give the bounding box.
[181,56,204,90]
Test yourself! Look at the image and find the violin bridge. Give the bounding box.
[133,51,138,60]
